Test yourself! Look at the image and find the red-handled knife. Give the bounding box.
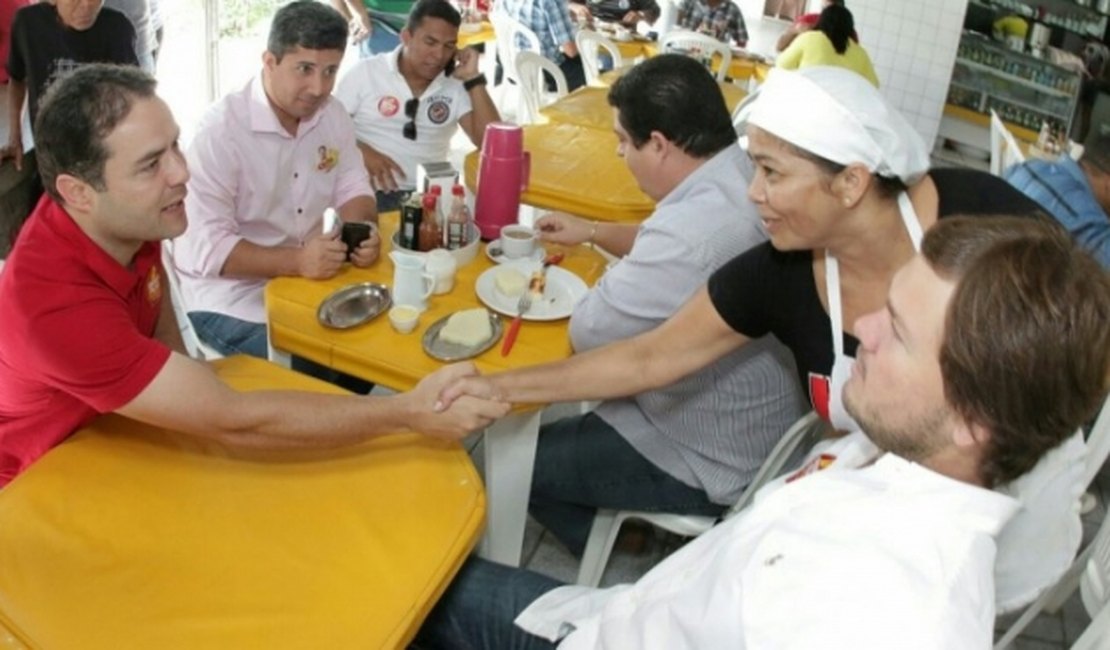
[501,253,564,356]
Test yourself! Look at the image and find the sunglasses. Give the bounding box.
[403,98,419,141]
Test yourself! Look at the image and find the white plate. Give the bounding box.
[475,261,588,321]
[484,239,545,264]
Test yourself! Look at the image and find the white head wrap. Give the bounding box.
[735,66,930,185]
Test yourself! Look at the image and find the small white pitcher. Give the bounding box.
[389,251,435,311]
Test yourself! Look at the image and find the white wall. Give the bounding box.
[850,0,968,147]
[730,0,967,148]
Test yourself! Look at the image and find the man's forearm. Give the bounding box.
[590,221,638,257]
[220,239,303,279]
[7,80,25,146]
[461,87,501,148]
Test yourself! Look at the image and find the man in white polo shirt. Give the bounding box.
[334,0,500,211]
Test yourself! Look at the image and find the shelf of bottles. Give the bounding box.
[948,33,1079,134]
[986,0,1109,38]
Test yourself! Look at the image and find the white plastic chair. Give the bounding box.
[990,109,1027,177]
[161,241,223,361]
[489,10,542,117]
[1072,599,1110,649]
[515,50,567,125]
[575,30,624,87]
[660,29,732,82]
[575,411,829,587]
[995,393,1110,648]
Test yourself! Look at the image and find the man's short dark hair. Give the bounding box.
[406,0,461,32]
[34,64,157,204]
[923,216,1110,487]
[606,54,737,158]
[267,0,348,61]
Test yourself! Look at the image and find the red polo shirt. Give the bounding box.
[0,196,171,487]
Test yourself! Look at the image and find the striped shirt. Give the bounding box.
[501,0,577,63]
[568,144,805,504]
[676,0,748,47]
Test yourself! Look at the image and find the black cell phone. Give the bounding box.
[341,222,373,259]
[445,56,457,76]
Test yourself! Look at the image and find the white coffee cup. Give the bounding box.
[500,224,536,259]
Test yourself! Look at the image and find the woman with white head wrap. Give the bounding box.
[718,67,1072,616]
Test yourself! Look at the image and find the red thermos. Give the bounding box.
[474,122,530,241]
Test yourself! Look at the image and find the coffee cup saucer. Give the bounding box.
[485,239,545,264]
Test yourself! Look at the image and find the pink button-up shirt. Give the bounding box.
[173,75,371,323]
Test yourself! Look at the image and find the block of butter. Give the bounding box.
[439,308,493,347]
[494,268,527,298]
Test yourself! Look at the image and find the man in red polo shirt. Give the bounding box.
[0,64,508,488]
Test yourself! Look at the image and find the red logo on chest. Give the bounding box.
[378,96,400,117]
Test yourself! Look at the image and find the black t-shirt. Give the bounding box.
[7,4,138,124]
[707,167,1046,415]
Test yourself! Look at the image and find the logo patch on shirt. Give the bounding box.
[378,96,400,117]
[316,146,339,172]
[426,99,451,124]
[145,266,162,305]
[785,453,837,483]
[808,371,831,421]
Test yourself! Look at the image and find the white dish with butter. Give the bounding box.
[474,260,588,321]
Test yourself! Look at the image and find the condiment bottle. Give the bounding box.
[447,184,470,250]
[418,193,443,252]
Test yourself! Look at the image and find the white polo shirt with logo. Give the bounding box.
[335,46,472,191]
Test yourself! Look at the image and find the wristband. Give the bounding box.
[463,73,488,91]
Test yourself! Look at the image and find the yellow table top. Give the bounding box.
[0,355,484,649]
[541,81,746,131]
[266,212,609,391]
[463,122,655,223]
[640,42,771,81]
[458,21,495,48]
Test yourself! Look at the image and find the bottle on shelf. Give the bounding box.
[446,184,471,250]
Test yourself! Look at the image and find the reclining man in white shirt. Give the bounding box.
[415,215,1110,649]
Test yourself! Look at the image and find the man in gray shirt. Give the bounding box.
[529,54,804,556]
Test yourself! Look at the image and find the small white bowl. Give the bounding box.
[388,304,421,334]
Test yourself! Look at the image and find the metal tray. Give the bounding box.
[317,282,392,329]
[422,311,503,361]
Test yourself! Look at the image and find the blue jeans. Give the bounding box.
[530,413,725,556]
[188,311,374,394]
[414,557,562,650]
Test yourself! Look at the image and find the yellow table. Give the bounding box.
[458,21,495,48]
[464,122,654,223]
[0,356,483,649]
[541,81,747,131]
[266,213,608,566]
[640,42,771,83]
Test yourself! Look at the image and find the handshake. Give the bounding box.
[409,363,510,440]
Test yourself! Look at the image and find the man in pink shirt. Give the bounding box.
[172,1,379,372]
